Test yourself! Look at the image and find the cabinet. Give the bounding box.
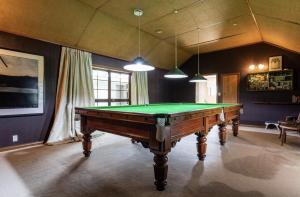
[247,69,293,91]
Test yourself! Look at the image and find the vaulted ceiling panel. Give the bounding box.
[250,0,300,24]
[99,0,198,27]
[146,41,191,70]
[79,0,108,8]
[255,15,300,52]
[77,11,161,61]
[0,0,94,46]
[0,0,298,70]
[189,0,249,28]
[187,31,261,54]
[166,14,258,48]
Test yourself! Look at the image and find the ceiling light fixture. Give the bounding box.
[164,34,188,79]
[155,29,163,34]
[189,28,207,83]
[124,9,155,72]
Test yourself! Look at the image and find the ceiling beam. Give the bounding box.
[247,0,263,40]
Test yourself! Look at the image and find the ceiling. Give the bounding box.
[0,0,299,69]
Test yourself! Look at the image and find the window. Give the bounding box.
[93,68,130,106]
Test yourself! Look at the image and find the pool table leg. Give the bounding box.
[153,153,168,191]
[195,131,207,161]
[83,133,92,157]
[218,123,227,145]
[232,118,239,137]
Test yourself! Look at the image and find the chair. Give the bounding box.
[278,113,300,145]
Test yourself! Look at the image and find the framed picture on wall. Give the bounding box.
[269,56,282,71]
[0,48,44,116]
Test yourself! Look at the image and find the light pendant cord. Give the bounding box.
[197,28,200,75]
[138,14,141,57]
[175,34,177,68]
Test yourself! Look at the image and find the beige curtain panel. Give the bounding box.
[47,47,94,143]
[131,72,149,105]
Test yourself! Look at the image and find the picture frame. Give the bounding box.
[269,56,282,71]
[0,48,44,116]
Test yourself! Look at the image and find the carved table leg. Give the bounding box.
[218,123,227,145]
[195,132,207,161]
[82,133,92,157]
[153,153,168,191]
[232,118,239,137]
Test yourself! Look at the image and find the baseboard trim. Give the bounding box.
[0,141,44,152]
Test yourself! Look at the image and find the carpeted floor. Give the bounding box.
[1,126,300,197]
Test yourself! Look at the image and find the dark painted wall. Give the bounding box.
[0,31,61,147]
[0,32,171,148]
[92,54,171,103]
[169,43,300,125]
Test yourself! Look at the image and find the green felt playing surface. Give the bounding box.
[84,103,239,115]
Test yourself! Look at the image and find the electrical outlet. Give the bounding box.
[12,135,18,142]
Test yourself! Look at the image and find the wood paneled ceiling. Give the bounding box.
[0,0,299,69]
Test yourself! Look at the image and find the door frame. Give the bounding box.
[219,73,240,103]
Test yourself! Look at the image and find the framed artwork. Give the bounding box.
[269,56,282,71]
[0,49,44,116]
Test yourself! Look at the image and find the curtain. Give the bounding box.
[131,72,149,105]
[47,47,94,143]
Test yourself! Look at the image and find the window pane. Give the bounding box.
[98,70,108,80]
[98,80,108,90]
[111,72,121,81]
[111,90,121,99]
[121,74,129,82]
[120,102,129,106]
[111,81,121,90]
[93,79,98,89]
[93,70,99,79]
[121,91,128,99]
[99,90,108,99]
[96,102,108,106]
[121,82,128,90]
[94,90,98,99]
[111,102,121,106]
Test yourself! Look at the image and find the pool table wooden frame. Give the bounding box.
[75,104,242,191]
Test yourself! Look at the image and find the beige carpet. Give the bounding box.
[1,126,300,197]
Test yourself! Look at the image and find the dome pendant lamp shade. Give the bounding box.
[124,56,154,71]
[164,67,188,78]
[124,9,155,72]
[164,34,188,79]
[189,73,207,82]
[189,28,206,83]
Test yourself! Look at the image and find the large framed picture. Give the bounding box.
[0,49,44,116]
[269,56,282,71]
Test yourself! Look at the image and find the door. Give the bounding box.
[221,73,239,103]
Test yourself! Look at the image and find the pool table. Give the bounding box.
[75,103,242,191]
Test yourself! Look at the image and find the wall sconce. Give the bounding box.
[249,64,256,71]
[258,64,265,70]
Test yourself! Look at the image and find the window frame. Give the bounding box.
[92,66,131,106]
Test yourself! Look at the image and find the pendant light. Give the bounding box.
[189,28,206,83]
[124,9,155,72]
[164,34,188,78]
